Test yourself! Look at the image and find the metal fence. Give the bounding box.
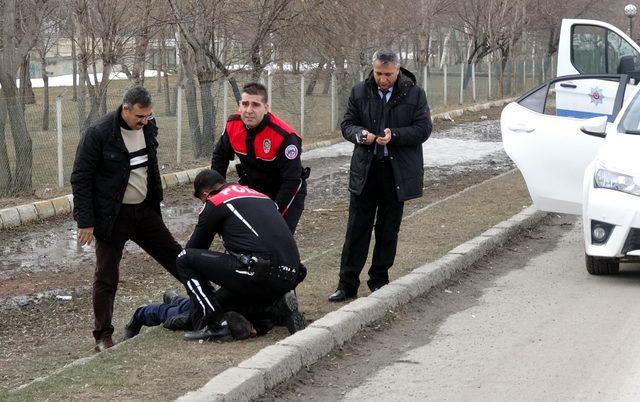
[0,56,554,198]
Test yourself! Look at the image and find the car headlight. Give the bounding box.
[594,168,640,196]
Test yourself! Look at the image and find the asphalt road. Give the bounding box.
[264,214,640,401]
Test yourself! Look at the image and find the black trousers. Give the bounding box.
[176,249,292,327]
[93,202,182,341]
[338,158,404,293]
[283,191,305,235]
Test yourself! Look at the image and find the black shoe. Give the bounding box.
[272,291,307,334]
[163,290,180,305]
[183,324,233,342]
[122,305,146,340]
[94,335,114,352]
[328,289,356,303]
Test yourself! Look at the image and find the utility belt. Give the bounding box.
[233,252,307,285]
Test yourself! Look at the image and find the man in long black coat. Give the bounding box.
[329,49,432,302]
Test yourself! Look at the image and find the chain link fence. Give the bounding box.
[0,56,554,199]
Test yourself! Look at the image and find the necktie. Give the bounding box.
[381,89,389,103]
[376,89,390,158]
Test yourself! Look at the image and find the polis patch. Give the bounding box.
[285,144,299,160]
[263,138,272,153]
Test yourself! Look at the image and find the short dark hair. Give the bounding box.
[123,85,152,108]
[242,82,268,103]
[372,48,399,66]
[193,169,225,198]
[224,311,254,340]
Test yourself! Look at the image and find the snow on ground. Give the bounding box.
[303,138,504,167]
[14,70,162,89]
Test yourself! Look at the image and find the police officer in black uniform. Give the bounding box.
[212,82,308,234]
[177,169,306,341]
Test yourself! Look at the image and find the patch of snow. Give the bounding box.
[303,138,503,167]
[13,70,162,89]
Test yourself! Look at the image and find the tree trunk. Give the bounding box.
[20,55,36,105]
[164,71,171,115]
[251,42,263,81]
[499,57,507,97]
[3,83,33,192]
[161,33,172,115]
[42,57,50,131]
[185,79,202,157]
[0,97,12,195]
[198,79,215,156]
[71,30,78,101]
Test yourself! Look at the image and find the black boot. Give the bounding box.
[183,324,233,342]
[162,290,180,305]
[271,291,307,334]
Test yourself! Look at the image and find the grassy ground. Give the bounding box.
[0,166,532,401]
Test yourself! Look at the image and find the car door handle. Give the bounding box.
[508,124,536,133]
[560,82,577,89]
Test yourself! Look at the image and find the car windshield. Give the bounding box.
[620,90,640,134]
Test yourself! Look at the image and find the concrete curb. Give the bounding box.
[176,205,548,402]
[0,100,511,232]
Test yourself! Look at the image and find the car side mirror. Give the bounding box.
[580,115,608,138]
[617,55,640,81]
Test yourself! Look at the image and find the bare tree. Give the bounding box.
[35,10,63,131]
[0,0,53,193]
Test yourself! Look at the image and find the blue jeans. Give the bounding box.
[134,296,192,327]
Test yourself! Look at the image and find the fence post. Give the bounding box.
[56,92,64,188]
[267,71,273,113]
[459,63,464,104]
[331,72,336,131]
[300,74,305,137]
[523,59,526,90]
[488,61,492,99]
[471,62,476,102]
[223,79,229,119]
[423,65,428,93]
[176,87,182,165]
[542,57,546,81]
[443,64,448,105]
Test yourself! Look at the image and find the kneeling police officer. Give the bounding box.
[177,169,307,341]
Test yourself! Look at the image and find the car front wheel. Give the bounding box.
[585,254,620,275]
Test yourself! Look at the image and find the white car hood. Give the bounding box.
[596,132,640,176]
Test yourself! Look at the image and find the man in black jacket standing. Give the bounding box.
[71,85,182,351]
[329,49,432,302]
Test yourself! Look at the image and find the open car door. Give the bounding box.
[501,74,627,214]
[557,19,640,118]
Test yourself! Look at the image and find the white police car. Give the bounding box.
[503,74,640,276]
[502,18,640,275]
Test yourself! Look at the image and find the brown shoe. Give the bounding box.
[94,336,114,352]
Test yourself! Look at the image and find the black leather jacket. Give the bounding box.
[341,68,432,201]
[70,106,163,241]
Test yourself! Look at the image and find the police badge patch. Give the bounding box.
[263,138,272,153]
[285,144,299,160]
